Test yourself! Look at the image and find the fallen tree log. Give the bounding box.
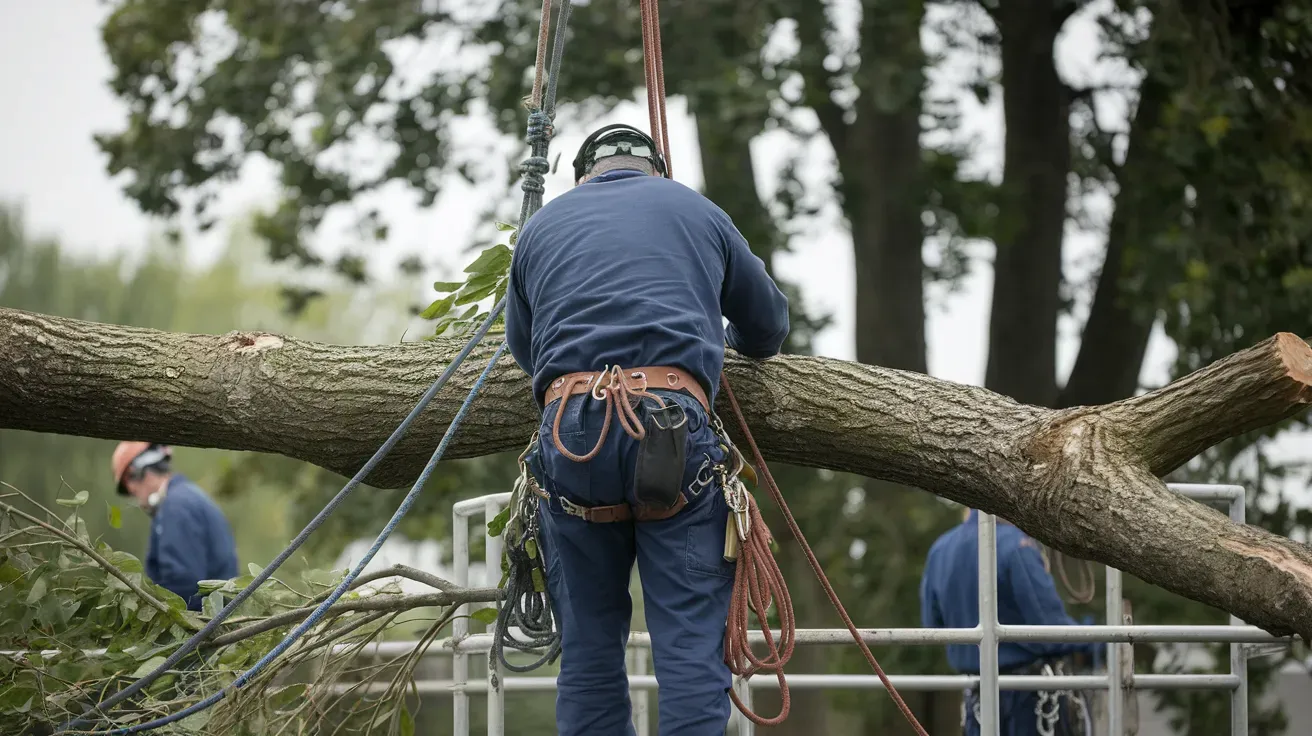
[2,306,1311,639]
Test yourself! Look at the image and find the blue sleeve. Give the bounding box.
[714,210,789,359]
[505,239,534,375]
[153,505,212,611]
[1004,541,1092,659]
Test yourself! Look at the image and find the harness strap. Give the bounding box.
[544,365,708,462]
[557,492,688,523]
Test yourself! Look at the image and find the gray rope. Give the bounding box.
[518,0,574,226]
[497,0,573,673]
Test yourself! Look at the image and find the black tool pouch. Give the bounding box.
[632,402,689,513]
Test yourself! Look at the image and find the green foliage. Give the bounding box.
[0,489,465,735]
[419,236,515,339]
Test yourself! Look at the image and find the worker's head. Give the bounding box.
[572,124,667,184]
[111,441,173,509]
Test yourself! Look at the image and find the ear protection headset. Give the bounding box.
[121,445,173,509]
[572,124,668,181]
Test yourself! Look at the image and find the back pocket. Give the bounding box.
[685,491,736,579]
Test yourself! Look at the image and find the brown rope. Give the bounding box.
[550,366,665,462]
[724,489,796,725]
[638,0,672,178]
[720,375,929,735]
[631,1,924,729]
[530,0,554,109]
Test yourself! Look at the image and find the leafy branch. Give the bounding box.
[0,494,196,633]
[0,489,504,735]
[420,222,517,338]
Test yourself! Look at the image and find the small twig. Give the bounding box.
[310,564,457,605]
[0,498,197,631]
[207,588,500,648]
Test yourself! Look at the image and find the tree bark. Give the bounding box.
[984,1,1071,407]
[1058,80,1169,409]
[3,307,1312,639]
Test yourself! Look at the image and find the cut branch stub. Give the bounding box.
[1,306,1311,639]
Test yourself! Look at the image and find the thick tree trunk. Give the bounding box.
[985,2,1071,407]
[3,308,1312,638]
[1058,80,1169,408]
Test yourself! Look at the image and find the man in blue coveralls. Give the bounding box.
[111,442,239,611]
[921,508,1098,736]
[505,123,790,736]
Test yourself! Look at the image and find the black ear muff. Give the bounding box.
[573,124,667,180]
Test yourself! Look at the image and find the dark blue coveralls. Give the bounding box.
[506,168,790,735]
[144,475,239,611]
[920,510,1097,736]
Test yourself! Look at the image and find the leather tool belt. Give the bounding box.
[540,365,709,523]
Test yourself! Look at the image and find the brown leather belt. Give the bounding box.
[538,364,709,523]
[557,492,688,523]
[542,365,710,413]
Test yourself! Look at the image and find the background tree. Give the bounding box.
[23,0,1312,732]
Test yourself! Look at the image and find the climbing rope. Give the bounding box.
[719,377,929,733]
[491,0,571,673]
[1048,547,1097,605]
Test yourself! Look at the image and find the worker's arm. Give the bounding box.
[715,210,790,359]
[1004,541,1096,660]
[504,240,534,374]
[151,504,212,611]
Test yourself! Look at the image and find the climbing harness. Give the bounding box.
[961,660,1093,736]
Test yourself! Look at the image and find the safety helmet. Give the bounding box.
[572,124,668,181]
[111,441,172,496]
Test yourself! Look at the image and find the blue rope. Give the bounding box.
[60,301,506,733]
[87,306,509,734]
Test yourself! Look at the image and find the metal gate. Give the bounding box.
[443,484,1286,735]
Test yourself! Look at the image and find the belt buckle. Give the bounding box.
[557,496,589,520]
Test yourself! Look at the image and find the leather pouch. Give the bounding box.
[632,401,688,513]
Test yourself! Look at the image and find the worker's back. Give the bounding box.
[146,476,238,610]
[507,169,788,405]
[921,510,1090,674]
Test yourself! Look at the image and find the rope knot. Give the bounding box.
[526,110,554,146]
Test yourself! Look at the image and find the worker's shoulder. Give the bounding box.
[998,526,1042,558]
[167,477,223,514]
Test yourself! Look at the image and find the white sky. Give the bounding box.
[1,2,1306,496]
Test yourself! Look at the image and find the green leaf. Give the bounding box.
[131,655,167,678]
[56,490,90,508]
[487,507,511,538]
[420,294,456,320]
[108,504,122,529]
[494,221,517,232]
[26,575,48,605]
[432,281,464,292]
[463,243,512,275]
[470,607,499,625]
[399,705,416,736]
[202,590,224,618]
[459,272,503,304]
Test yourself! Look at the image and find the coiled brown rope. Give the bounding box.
[720,375,929,735]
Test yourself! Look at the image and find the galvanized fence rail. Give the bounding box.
[435,483,1286,736]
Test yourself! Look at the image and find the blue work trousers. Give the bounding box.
[964,689,1085,736]
[531,388,735,736]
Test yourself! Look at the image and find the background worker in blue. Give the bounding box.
[111,441,239,611]
[505,123,790,736]
[920,508,1098,736]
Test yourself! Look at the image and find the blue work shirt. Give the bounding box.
[145,475,239,611]
[920,510,1095,673]
[505,169,790,405]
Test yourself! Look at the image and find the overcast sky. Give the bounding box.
[2,2,1307,495]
